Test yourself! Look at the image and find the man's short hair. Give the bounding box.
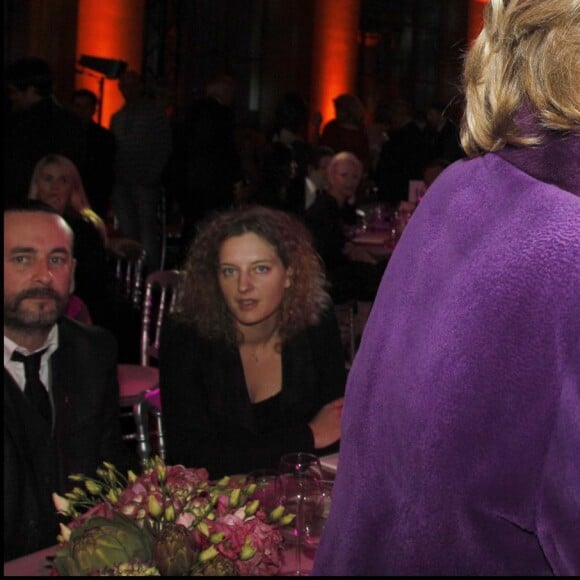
[4,200,74,249]
[73,88,98,109]
[5,57,53,98]
[4,199,61,216]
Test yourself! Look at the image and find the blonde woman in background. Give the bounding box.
[28,155,142,364]
[28,153,108,244]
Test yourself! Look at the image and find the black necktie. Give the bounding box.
[11,349,52,424]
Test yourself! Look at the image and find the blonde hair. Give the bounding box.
[28,154,108,243]
[327,151,363,180]
[461,0,580,157]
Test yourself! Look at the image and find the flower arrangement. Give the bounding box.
[52,457,295,576]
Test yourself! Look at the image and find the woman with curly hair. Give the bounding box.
[159,205,346,478]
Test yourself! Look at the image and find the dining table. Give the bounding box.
[3,459,338,577]
[3,541,317,577]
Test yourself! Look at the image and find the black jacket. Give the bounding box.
[159,308,347,479]
[3,318,132,561]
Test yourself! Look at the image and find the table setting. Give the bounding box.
[4,453,338,577]
[345,201,416,262]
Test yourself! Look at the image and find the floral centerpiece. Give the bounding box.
[52,457,295,576]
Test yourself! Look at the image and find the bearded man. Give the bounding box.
[4,201,132,561]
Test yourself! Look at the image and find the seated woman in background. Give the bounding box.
[159,205,346,478]
[306,151,386,304]
[28,154,140,362]
[28,154,111,322]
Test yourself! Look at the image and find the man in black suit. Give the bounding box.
[4,57,88,207]
[3,202,133,561]
[374,99,430,206]
[175,75,243,255]
[70,89,116,221]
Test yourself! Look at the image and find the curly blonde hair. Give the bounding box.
[177,205,332,346]
[461,0,580,157]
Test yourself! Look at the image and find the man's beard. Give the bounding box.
[4,287,67,331]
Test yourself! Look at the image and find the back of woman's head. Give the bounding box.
[178,205,331,345]
[461,0,580,156]
[333,94,366,127]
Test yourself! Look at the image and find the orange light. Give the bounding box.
[310,0,361,134]
[75,0,145,127]
[468,0,490,45]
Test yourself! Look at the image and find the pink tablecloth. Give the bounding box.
[4,545,56,576]
[3,543,315,576]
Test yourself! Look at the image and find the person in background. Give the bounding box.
[159,206,346,479]
[4,202,133,561]
[313,0,580,575]
[269,91,312,185]
[175,74,244,258]
[373,99,430,206]
[70,89,116,222]
[306,151,385,304]
[424,101,465,164]
[286,145,335,216]
[4,57,88,207]
[110,70,172,273]
[28,154,141,364]
[252,142,297,211]
[316,93,371,173]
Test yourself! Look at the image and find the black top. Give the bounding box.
[159,307,347,479]
[253,392,283,433]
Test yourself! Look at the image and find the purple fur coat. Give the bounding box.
[312,132,580,575]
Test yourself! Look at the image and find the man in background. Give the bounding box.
[4,57,88,207]
[175,74,243,256]
[285,144,334,216]
[70,89,116,221]
[110,70,172,272]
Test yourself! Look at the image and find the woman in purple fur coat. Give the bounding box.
[313,0,580,575]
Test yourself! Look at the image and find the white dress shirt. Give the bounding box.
[4,325,59,394]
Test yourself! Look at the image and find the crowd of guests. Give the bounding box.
[4,0,578,572]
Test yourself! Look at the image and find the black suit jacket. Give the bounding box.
[4,97,88,206]
[159,308,347,479]
[3,318,131,561]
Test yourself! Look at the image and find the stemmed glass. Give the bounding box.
[278,452,323,576]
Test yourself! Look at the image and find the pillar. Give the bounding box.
[310,0,361,136]
[76,0,145,127]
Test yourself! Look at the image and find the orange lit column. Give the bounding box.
[76,0,145,127]
[468,0,489,45]
[310,0,361,136]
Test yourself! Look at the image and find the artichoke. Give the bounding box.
[53,512,153,576]
[191,554,240,576]
[152,523,199,576]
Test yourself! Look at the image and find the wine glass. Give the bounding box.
[278,452,323,576]
[301,478,333,554]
